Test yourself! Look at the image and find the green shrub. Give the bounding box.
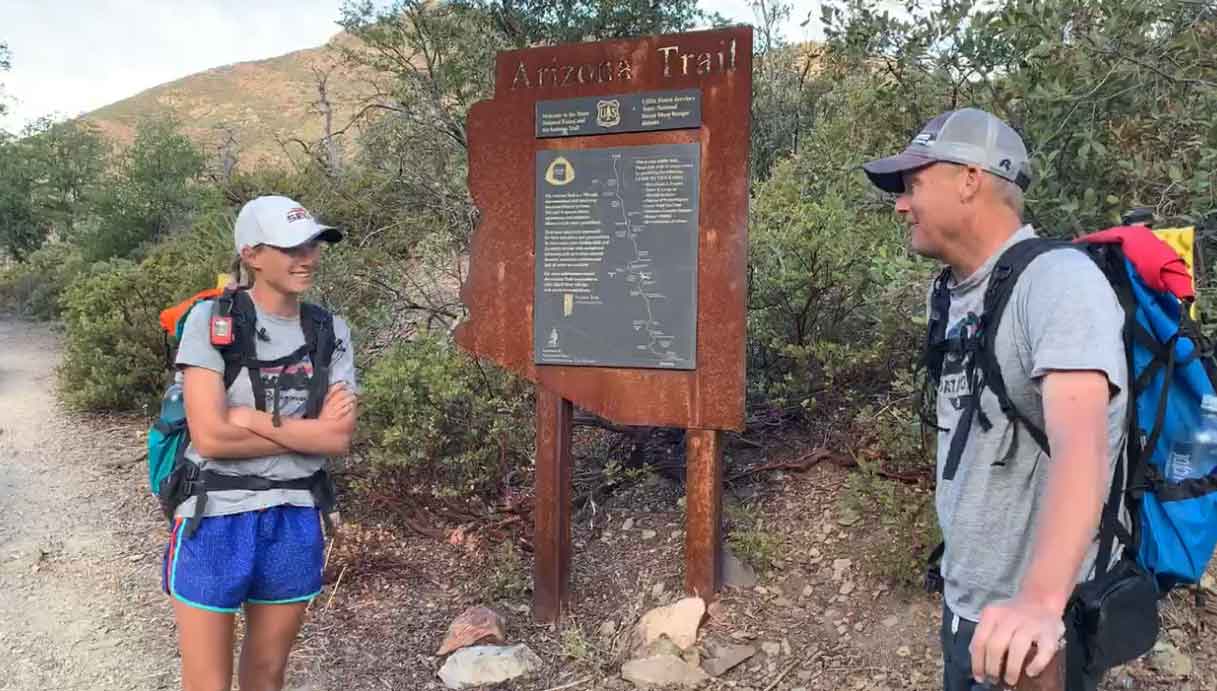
[0,242,86,319]
[358,331,534,498]
[57,213,233,412]
[746,157,927,419]
[724,500,780,573]
[843,369,940,587]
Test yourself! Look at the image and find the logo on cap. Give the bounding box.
[999,159,1012,172]
[286,207,312,223]
[912,132,936,147]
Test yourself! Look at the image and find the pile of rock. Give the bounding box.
[435,606,541,690]
[621,596,757,688]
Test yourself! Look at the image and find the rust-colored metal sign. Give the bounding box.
[457,27,751,431]
[457,26,752,622]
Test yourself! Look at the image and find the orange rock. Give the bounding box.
[437,606,506,656]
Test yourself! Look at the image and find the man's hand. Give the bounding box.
[970,596,1065,687]
[320,382,356,420]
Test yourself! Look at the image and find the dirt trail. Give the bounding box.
[0,318,177,690]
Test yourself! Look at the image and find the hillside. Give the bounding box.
[82,32,380,170]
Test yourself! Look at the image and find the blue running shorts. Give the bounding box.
[162,505,325,613]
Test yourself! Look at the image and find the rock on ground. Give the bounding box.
[437,644,542,689]
[702,642,756,677]
[721,548,758,589]
[623,654,709,688]
[436,606,506,655]
[633,597,706,654]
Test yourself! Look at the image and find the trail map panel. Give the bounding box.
[535,143,700,369]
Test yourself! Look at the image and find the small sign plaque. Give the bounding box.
[536,89,701,138]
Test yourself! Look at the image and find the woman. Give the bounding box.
[164,195,357,691]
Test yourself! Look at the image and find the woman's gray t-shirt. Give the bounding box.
[173,298,357,518]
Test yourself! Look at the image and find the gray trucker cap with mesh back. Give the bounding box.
[862,108,1032,194]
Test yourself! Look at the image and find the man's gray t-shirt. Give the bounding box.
[174,298,356,518]
[935,225,1128,622]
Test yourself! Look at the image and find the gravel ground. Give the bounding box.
[0,318,178,690]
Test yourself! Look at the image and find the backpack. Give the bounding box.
[146,286,339,536]
[922,221,1216,673]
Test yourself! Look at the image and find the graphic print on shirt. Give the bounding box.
[939,313,980,412]
[259,359,314,411]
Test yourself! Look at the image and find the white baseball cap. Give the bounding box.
[234,195,343,254]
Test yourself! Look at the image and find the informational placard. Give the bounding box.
[534,143,700,369]
[536,89,701,138]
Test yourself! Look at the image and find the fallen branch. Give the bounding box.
[876,468,929,485]
[324,565,348,612]
[764,648,824,691]
[401,514,448,540]
[727,448,850,482]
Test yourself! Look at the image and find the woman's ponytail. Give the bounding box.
[230,255,255,288]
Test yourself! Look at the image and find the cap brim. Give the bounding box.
[312,226,343,244]
[265,225,343,248]
[862,152,937,194]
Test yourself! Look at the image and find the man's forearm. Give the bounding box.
[1018,370,1112,613]
[1017,448,1106,613]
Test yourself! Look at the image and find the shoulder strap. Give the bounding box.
[976,238,1075,454]
[225,289,268,410]
[300,302,336,419]
[924,267,954,383]
[940,238,1073,480]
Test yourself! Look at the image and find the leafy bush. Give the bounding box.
[0,242,86,319]
[57,212,233,412]
[843,369,941,586]
[844,464,941,589]
[746,92,929,420]
[357,331,534,498]
[724,500,781,574]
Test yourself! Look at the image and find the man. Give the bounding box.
[862,108,1128,690]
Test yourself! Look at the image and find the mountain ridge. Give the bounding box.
[83,32,379,171]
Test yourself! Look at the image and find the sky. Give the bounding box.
[0,1,815,134]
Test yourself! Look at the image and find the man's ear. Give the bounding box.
[959,165,983,203]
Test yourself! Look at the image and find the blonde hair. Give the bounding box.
[230,254,256,288]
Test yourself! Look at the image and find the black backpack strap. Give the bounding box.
[925,267,954,382]
[941,238,1071,480]
[918,268,957,435]
[218,289,267,410]
[182,469,337,537]
[1096,244,1144,562]
[977,239,1070,449]
[1084,241,1188,567]
[925,541,945,594]
[300,302,336,419]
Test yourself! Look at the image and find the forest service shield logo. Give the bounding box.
[596,99,621,128]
